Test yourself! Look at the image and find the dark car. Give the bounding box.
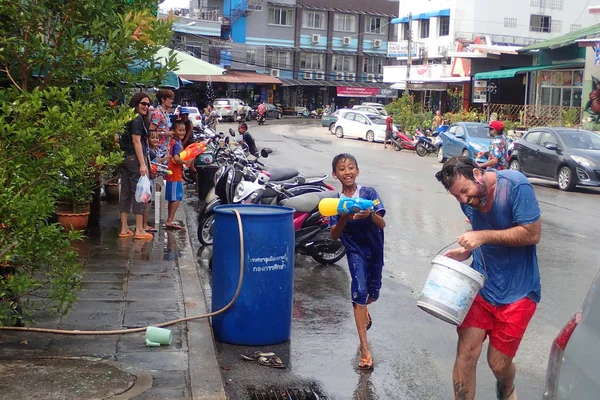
[509,127,600,191]
[321,110,344,133]
[249,103,282,120]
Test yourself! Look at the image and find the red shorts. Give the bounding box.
[458,294,536,357]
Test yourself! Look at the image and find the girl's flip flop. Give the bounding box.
[119,230,133,238]
[240,351,275,361]
[258,355,286,369]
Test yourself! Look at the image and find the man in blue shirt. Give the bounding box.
[330,153,386,371]
[435,156,542,400]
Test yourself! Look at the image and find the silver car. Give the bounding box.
[213,98,250,121]
[544,269,600,399]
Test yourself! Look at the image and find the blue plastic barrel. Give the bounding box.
[211,204,295,345]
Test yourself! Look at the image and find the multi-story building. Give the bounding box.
[383,0,598,112]
[163,0,399,109]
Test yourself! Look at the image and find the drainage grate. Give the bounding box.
[247,386,321,400]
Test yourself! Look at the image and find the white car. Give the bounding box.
[352,105,387,116]
[333,110,396,143]
[213,98,251,121]
[175,106,203,129]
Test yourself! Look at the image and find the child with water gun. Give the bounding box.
[142,132,170,233]
[328,153,386,371]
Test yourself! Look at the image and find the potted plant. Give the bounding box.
[103,165,120,203]
[54,174,95,232]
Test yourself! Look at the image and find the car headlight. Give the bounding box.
[469,142,487,152]
[570,155,596,168]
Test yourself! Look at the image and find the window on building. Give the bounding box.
[303,11,325,29]
[530,14,551,33]
[334,14,357,32]
[570,24,582,32]
[266,51,290,69]
[247,4,262,11]
[538,69,584,108]
[300,53,324,70]
[420,19,430,39]
[363,57,384,74]
[400,23,410,40]
[366,17,386,35]
[504,18,517,28]
[530,0,563,10]
[268,7,293,26]
[332,55,355,72]
[438,16,450,36]
[246,49,256,65]
[551,20,562,33]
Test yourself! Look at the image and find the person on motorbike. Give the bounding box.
[257,101,266,118]
[477,120,509,170]
[238,122,259,157]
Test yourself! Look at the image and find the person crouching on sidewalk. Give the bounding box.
[435,156,542,400]
[329,153,386,371]
[164,121,193,230]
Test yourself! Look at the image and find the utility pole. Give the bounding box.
[406,12,412,82]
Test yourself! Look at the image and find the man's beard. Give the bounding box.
[469,179,488,209]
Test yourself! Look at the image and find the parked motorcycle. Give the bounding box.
[391,130,417,151]
[415,134,439,157]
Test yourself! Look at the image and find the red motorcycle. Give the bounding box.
[391,130,417,151]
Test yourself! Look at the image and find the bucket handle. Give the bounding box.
[437,241,487,275]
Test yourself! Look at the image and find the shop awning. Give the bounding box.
[183,70,282,84]
[392,9,449,24]
[155,47,225,81]
[473,62,581,80]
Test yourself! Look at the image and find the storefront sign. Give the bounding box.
[473,80,487,103]
[337,87,380,97]
[377,89,396,98]
[387,41,417,58]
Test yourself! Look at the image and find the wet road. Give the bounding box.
[185,119,600,399]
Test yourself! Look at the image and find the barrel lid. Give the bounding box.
[214,204,294,216]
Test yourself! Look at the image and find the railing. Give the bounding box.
[454,31,541,46]
[483,103,582,128]
[191,7,222,22]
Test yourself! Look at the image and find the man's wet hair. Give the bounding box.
[332,153,359,172]
[435,156,482,190]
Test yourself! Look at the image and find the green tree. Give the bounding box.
[0,0,175,325]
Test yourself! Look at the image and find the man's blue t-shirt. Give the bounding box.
[330,186,386,266]
[461,170,541,305]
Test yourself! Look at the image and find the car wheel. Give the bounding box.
[509,158,522,172]
[462,149,469,158]
[329,123,335,134]
[437,146,446,163]
[366,131,375,142]
[558,165,576,191]
[335,127,344,138]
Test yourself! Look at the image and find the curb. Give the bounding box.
[175,206,226,400]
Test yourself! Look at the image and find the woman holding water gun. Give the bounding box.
[329,153,386,371]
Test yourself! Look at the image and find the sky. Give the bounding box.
[159,0,191,10]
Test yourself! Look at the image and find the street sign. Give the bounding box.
[387,41,417,58]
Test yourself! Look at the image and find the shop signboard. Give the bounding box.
[387,41,417,58]
[337,87,379,97]
[473,80,487,103]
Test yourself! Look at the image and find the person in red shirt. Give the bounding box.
[257,102,266,116]
[384,112,394,150]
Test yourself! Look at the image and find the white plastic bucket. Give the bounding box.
[417,255,485,325]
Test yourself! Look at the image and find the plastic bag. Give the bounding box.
[135,175,152,203]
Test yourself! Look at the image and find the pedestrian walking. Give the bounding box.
[330,153,386,371]
[435,156,542,400]
[384,112,394,150]
[149,89,174,159]
[118,92,153,240]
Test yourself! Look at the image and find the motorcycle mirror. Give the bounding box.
[260,148,272,158]
[224,136,230,144]
[229,128,236,137]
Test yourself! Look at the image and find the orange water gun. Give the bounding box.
[178,142,207,162]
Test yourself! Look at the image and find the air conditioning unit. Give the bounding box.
[314,71,325,80]
[342,36,351,46]
[270,69,280,77]
[311,34,320,44]
[347,73,355,81]
[303,71,313,79]
[335,72,345,81]
[366,73,375,82]
[373,39,382,48]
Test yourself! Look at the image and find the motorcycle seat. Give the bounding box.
[280,193,320,213]
[268,168,299,182]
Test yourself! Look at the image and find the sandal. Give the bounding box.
[496,380,515,400]
[165,221,183,230]
[134,233,153,240]
[119,230,133,238]
[366,311,372,331]
[258,355,286,369]
[145,227,157,233]
[240,351,275,361]
[358,357,374,371]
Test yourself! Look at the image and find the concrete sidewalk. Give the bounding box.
[0,200,225,399]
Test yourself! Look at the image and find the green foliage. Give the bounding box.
[444,109,484,124]
[0,0,174,325]
[561,108,580,127]
[385,93,422,132]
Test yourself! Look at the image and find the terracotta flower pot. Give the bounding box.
[104,182,120,203]
[56,211,90,232]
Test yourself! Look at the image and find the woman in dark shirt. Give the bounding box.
[119,92,153,240]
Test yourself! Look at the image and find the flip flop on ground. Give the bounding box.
[145,226,157,233]
[240,351,276,361]
[258,355,286,369]
[119,230,133,238]
[358,356,374,371]
[134,233,153,240]
[165,221,183,230]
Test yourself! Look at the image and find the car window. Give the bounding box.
[187,107,200,114]
[215,100,230,105]
[525,131,542,144]
[448,126,457,135]
[465,125,489,138]
[343,112,355,121]
[354,114,368,124]
[370,116,386,125]
[455,126,465,136]
[332,110,340,117]
[539,132,558,147]
[557,130,600,150]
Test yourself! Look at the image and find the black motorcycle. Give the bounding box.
[257,113,266,125]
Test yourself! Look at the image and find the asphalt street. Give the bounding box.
[185,118,600,399]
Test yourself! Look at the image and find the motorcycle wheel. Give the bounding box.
[183,168,197,184]
[416,143,428,157]
[198,212,215,246]
[393,143,401,151]
[311,242,346,265]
